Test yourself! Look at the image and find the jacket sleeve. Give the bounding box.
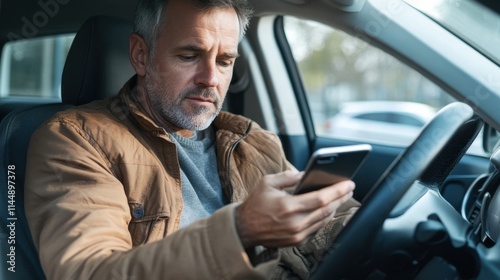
[24,120,278,280]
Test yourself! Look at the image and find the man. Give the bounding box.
[24,0,359,279]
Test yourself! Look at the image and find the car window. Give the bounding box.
[392,114,423,127]
[355,113,390,123]
[282,16,458,147]
[0,34,74,100]
[355,112,423,127]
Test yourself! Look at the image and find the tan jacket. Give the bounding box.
[25,77,360,279]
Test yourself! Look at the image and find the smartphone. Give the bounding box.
[293,144,372,195]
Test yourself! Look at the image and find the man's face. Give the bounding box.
[144,0,240,131]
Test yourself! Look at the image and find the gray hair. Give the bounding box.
[133,0,253,54]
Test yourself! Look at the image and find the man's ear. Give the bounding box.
[129,33,150,77]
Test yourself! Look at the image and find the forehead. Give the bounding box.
[158,0,240,51]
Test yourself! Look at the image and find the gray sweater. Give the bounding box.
[169,128,227,228]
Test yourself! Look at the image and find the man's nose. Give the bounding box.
[195,59,219,88]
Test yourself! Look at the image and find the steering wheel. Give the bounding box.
[312,102,483,279]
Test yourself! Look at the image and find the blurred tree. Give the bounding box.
[284,16,454,116]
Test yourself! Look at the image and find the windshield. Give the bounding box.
[405,0,500,66]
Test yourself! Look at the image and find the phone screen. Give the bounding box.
[294,144,371,195]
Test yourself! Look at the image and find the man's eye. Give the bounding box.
[218,60,232,67]
[179,55,196,61]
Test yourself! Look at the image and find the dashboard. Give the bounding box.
[462,147,500,247]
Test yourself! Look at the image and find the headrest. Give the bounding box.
[61,16,135,105]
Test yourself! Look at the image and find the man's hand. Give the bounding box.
[235,170,355,249]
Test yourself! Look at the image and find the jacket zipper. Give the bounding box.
[226,122,253,202]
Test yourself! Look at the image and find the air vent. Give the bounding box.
[468,206,480,224]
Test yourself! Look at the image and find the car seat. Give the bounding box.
[0,15,134,280]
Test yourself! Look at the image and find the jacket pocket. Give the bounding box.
[128,202,169,246]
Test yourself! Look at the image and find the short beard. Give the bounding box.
[144,66,222,131]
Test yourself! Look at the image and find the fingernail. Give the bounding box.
[348,181,355,190]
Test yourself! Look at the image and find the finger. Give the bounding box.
[265,170,302,191]
[279,188,353,242]
[263,217,326,248]
[290,180,355,212]
[299,189,353,231]
[291,218,325,247]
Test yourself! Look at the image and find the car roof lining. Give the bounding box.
[0,0,356,43]
[0,0,137,43]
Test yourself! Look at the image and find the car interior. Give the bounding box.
[1,0,500,279]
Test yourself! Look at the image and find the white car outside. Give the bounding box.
[324,101,439,147]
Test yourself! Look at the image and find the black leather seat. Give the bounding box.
[61,16,135,106]
[0,16,134,280]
